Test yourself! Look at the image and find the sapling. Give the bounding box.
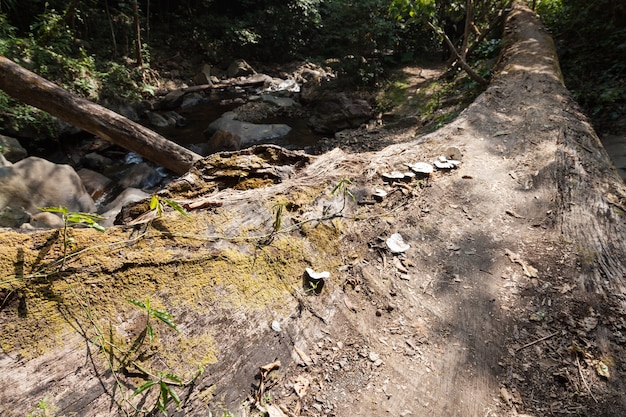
[39,206,105,270]
[127,297,179,342]
[331,178,355,212]
[131,371,183,416]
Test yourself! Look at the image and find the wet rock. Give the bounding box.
[84,152,113,170]
[99,187,150,227]
[145,111,170,128]
[261,94,297,108]
[162,111,186,127]
[180,93,205,108]
[207,130,243,153]
[161,89,186,110]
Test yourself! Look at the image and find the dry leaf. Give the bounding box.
[595,360,610,378]
[293,374,311,398]
[293,346,313,366]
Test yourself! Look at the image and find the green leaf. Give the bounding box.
[152,309,179,332]
[127,298,147,310]
[39,206,68,215]
[162,373,183,385]
[161,198,191,219]
[150,195,159,211]
[65,212,106,232]
[87,222,106,233]
[166,384,181,407]
[146,324,155,341]
[131,380,158,398]
[159,382,170,413]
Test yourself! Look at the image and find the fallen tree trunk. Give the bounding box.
[1,2,625,417]
[0,56,201,175]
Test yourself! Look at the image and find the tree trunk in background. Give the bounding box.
[0,56,201,175]
[461,0,474,59]
[132,0,143,66]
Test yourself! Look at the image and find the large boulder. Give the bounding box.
[307,92,373,134]
[227,59,256,78]
[0,134,27,162]
[99,187,150,227]
[203,112,291,153]
[0,157,96,227]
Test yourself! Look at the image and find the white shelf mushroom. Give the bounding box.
[386,233,410,254]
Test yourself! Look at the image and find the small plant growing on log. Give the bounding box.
[39,206,105,269]
[131,371,183,416]
[331,178,355,212]
[128,195,190,227]
[124,297,195,416]
[27,396,58,417]
[271,202,285,233]
[149,195,190,220]
[127,297,179,342]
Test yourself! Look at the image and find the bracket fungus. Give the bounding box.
[386,233,410,254]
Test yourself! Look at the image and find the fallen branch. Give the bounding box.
[516,330,558,352]
[576,355,598,403]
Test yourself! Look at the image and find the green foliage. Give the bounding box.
[0,90,59,140]
[27,397,58,417]
[331,178,355,212]
[150,195,191,220]
[271,202,286,233]
[131,372,183,416]
[39,206,105,271]
[0,1,18,13]
[473,38,502,60]
[537,0,626,133]
[40,206,106,233]
[127,297,179,342]
[389,0,437,23]
[534,0,564,28]
[125,298,184,415]
[376,78,412,112]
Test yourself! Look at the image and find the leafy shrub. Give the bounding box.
[537,0,626,133]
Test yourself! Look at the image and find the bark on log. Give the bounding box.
[1,3,626,417]
[0,56,201,175]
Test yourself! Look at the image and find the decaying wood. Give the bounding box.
[1,2,626,417]
[0,56,201,175]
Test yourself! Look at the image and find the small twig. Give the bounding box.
[516,331,558,352]
[576,355,598,403]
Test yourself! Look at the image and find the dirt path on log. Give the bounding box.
[2,2,626,417]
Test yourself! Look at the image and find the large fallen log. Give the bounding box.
[1,2,625,417]
[0,56,201,175]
